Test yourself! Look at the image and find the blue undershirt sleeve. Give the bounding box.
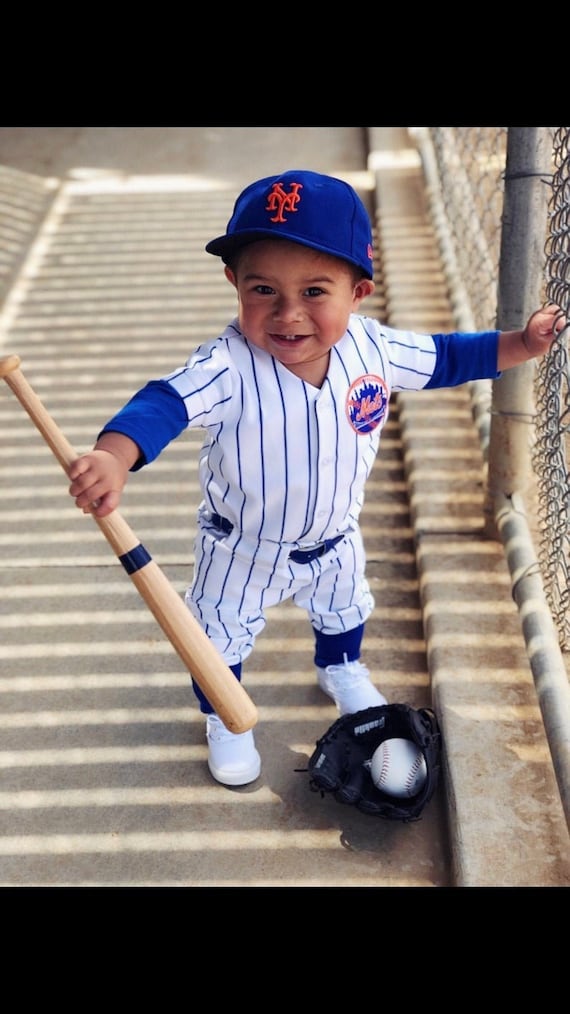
[99,379,189,471]
[426,330,500,388]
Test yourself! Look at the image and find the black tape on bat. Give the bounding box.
[118,543,152,574]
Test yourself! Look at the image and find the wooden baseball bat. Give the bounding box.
[0,354,258,734]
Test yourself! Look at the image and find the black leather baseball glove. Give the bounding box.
[307,703,442,822]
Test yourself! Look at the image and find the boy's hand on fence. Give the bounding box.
[499,302,566,369]
[522,302,566,356]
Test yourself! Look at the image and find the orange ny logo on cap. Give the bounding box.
[265,181,303,223]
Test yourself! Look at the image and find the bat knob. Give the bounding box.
[0,354,22,377]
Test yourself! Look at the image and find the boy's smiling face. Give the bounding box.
[224,238,375,388]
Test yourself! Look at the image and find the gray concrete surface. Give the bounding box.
[0,126,567,887]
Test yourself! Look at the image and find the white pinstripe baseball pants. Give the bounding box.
[185,519,375,668]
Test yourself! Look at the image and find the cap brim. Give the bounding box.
[205,230,373,278]
[205,230,285,260]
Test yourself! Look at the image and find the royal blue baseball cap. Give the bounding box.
[205,169,374,279]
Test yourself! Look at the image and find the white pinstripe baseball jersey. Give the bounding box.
[103,313,499,549]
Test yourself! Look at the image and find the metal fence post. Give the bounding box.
[484,126,553,534]
[482,128,570,830]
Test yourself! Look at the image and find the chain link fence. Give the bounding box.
[412,126,570,653]
[537,128,570,649]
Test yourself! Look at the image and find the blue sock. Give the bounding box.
[313,625,365,668]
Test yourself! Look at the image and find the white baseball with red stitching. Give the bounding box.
[370,737,427,798]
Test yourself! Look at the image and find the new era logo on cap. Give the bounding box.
[206,170,374,279]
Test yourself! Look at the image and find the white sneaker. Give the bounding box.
[317,653,387,715]
[206,714,261,786]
